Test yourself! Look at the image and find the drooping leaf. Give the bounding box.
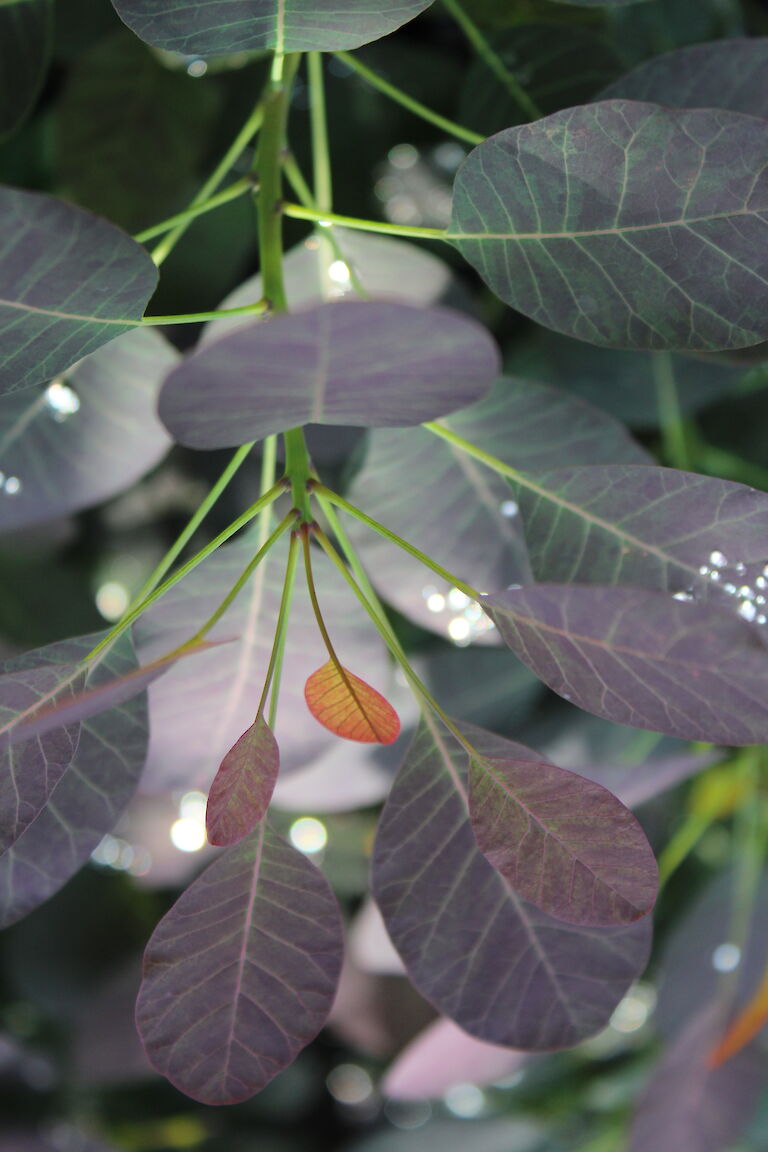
[628,1006,763,1152]
[485,584,768,745]
[468,752,657,926]
[498,463,768,591]
[206,715,279,846]
[601,38,768,119]
[347,376,647,642]
[111,0,435,56]
[0,633,148,928]
[134,531,392,793]
[448,102,768,350]
[373,718,652,1049]
[0,328,174,532]
[304,660,400,745]
[0,188,158,394]
[203,230,456,347]
[0,0,52,140]
[708,965,768,1068]
[159,301,500,449]
[383,1016,527,1099]
[56,31,221,231]
[136,823,343,1105]
[459,23,623,137]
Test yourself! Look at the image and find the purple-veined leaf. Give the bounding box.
[0,0,51,140]
[601,38,768,118]
[134,530,392,793]
[159,301,499,449]
[0,188,157,394]
[0,328,174,531]
[112,0,434,55]
[136,823,344,1105]
[372,717,652,1049]
[203,230,456,347]
[383,1016,528,1099]
[448,102,768,351]
[468,751,657,927]
[485,584,768,745]
[500,463,768,592]
[348,376,647,643]
[206,715,279,846]
[628,1006,763,1152]
[0,633,148,927]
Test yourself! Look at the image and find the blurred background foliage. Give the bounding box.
[1,0,768,1148]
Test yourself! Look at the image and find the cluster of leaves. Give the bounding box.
[2,0,768,1149]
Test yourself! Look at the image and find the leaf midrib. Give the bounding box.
[446,206,764,243]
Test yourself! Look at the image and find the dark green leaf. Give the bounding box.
[0,0,52,140]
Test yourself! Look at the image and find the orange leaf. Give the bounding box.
[205,716,280,847]
[708,965,768,1068]
[304,660,400,744]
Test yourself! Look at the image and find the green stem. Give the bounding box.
[308,52,332,212]
[256,434,278,546]
[314,494,390,631]
[85,481,286,661]
[302,527,347,674]
[282,201,446,241]
[441,0,542,122]
[652,351,691,470]
[140,300,268,327]
[133,177,255,244]
[313,484,479,601]
[724,751,767,1003]
[282,152,315,208]
[258,529,301,723]
[151,99,265,266]
[284,428,313,522]
[334,50,484,146]
[184,510,296,648]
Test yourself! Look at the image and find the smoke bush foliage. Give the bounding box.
[1,0,768,1146]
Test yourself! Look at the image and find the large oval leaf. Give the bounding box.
[348,376,647,643]
[0,0,51,140]
[206,715,280,847]
[134,531,392,793]
[0,633,148,927]
[485,584,768,745]
[372,718,652,1049]
[112,0,435,56]
[448,102,768,351]
[159,301,499,449]
[601,38,768,118]
[136,823,343,1105]
[469,753,657,926]
[0,328,174,532]
[0,188,158,394]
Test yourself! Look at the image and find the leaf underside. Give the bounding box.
[305,660,400,744]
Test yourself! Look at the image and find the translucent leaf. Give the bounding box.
[448,102,768,350]
[305,660,400,745]
[206,716,279,846]
[136,824,343,1105]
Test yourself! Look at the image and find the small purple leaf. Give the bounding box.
[373,718,652,1050]
[136,823,343,1105]
[158,300,499,449]
[469,754,658,926]
[206,716,280,847]
[628,1006,763,1152]
[486,584,768,745]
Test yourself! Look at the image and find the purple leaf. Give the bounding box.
[134,530,392,793]
[0,328,174,531]
[0,633,148,927]
[485,584,768,745]
[112,0,435,55]
[372,718,652,1049]
[448,102,768,350]
[158,300,499,449]
[206,716,279,847]
[348,376,647,643]
[0,188,157,394]
[504,463,768,592]
[383,1016,528,1099]
[468,752,658,926]
[136,823,343,1105]
[601,38,768,118]
[628,1006,763,1152]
